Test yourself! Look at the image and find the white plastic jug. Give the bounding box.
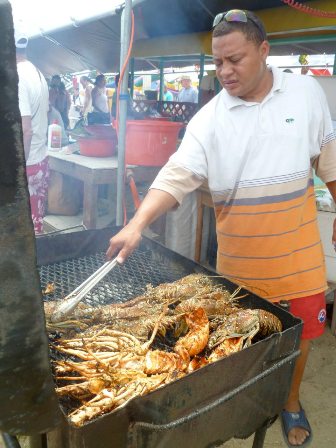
[47,120,62,150]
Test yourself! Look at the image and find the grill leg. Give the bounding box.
[252,417,276,448]
[1,433,21,448]
[252,426,267,448]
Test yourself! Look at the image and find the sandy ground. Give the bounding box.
[1,324,335,448]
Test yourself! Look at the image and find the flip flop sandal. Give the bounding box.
[280,404,313,447]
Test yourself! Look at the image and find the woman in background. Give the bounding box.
[89,74,110,124]
[49,75,71,128]
[79,76,93,123]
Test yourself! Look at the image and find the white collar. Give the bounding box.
[222,66,284,109]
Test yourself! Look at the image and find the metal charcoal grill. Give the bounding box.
[37,228,301,448]
[2,228,302,448]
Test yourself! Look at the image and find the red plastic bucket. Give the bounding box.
[85,125,115,139]
[146,117,171,121]
[125,120,184,166]
[79,137,116,157]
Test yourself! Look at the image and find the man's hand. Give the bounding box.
[106,224,142,264]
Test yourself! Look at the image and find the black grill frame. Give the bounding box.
[34,227,302,448]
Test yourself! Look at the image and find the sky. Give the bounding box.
[9,0,124,37]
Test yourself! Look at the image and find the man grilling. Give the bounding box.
[107,10,336,447]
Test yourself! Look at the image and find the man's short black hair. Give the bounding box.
[95,74,106,85]
[212,11,267,46]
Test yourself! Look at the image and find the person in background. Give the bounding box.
[106,85,114,113]
[163,83,173,101]
[59,81,71,128]
[177,74,198,103]
[111,73,144,120]
[72,86,80,104]
[89,74,110,124]
[15,27,50,234]
[199,73,216,107]
[49,74,71,129]
[68,86,82,129]
[107,9,336,448]
[79,75,93,122]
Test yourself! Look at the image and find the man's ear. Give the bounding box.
[259,41,270,61]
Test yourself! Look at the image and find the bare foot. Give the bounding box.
[287,426,310,446]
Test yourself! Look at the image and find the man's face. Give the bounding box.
[98,77,106,88]
[181,78,191,89]
[212,31,269,101]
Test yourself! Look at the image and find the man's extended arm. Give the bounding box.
[106,189,178,263]
[107,156,205,263]
[21,115,33,160]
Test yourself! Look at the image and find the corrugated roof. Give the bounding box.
[25,0,335,76]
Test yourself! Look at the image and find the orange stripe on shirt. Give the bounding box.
[214,186,327,301]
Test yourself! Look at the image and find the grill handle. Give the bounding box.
[129,350,300,437]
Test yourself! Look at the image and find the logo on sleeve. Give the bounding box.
[285,118,295,124]
[318,309,326,323]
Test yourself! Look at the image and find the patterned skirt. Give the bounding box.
[26,157,50,234]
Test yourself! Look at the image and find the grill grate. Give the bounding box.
[39,248,189,307]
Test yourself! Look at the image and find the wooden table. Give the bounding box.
[48,148,160,229]
[48,149,118,229]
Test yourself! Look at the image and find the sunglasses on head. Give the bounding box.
[213,9,266,41]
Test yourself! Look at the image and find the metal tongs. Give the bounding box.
[50,257,119,323]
